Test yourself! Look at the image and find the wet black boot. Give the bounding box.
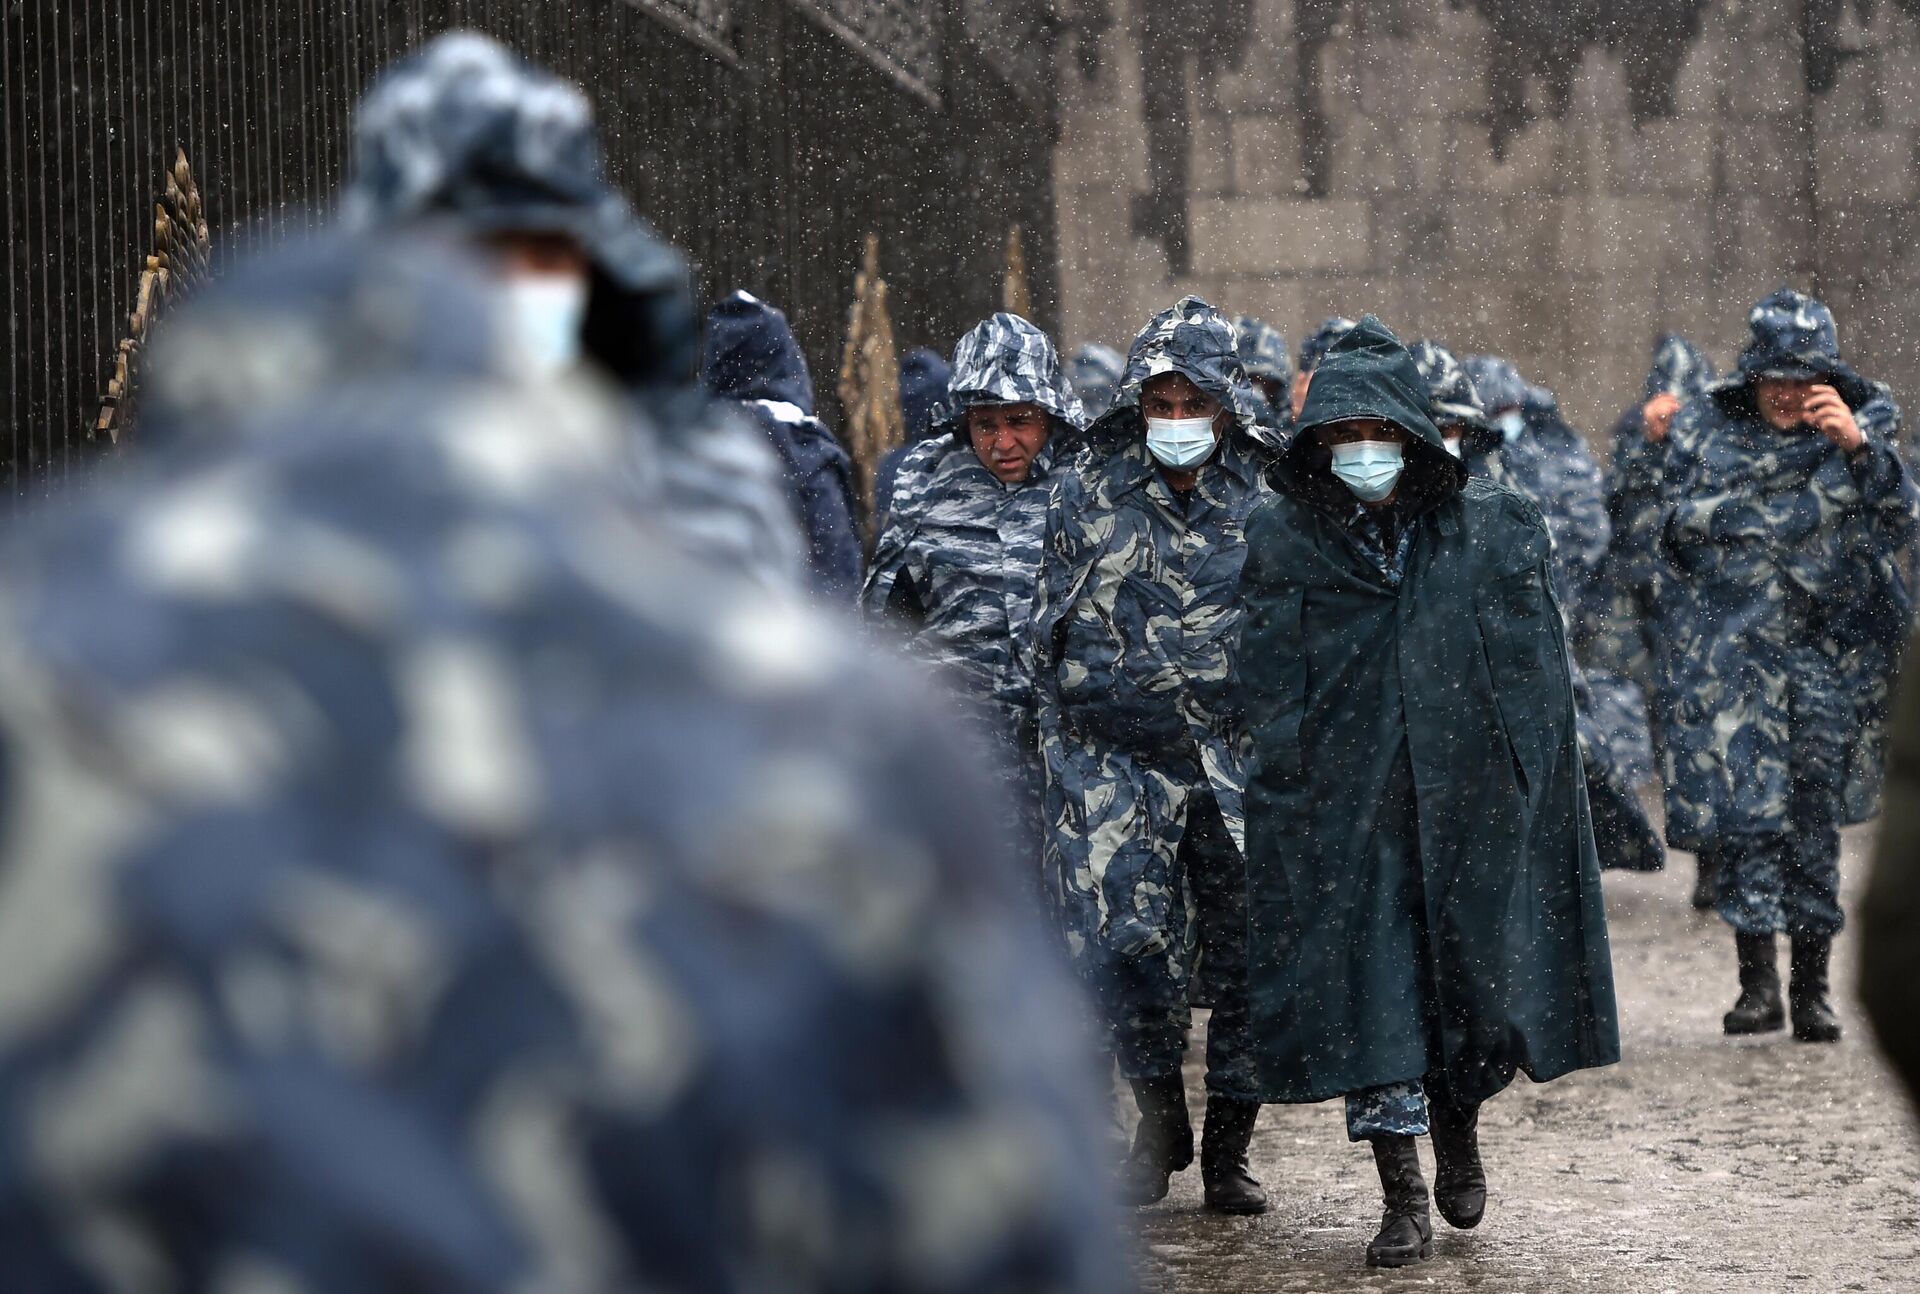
[1366,1135,1434,1268]
[1429,1100,1486,1229]
[1790,936,1843,1043]
[1724,931,1786,1035]
[1691,850,1719,911]
[1117,1076,1192,1206]
[1200,1097,1268,1214]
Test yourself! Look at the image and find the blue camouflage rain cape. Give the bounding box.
[1031,296,1275,968]
[1659,291,1920,845]
[0,238,1131,1294]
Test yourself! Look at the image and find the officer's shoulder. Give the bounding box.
[1461,476,1550,539]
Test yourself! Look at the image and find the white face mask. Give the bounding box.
[1444,435,1464,459]
[1329,440,1405,502]
[1494,409,1526,443]
[496,274,589,381]
[1144,415,1218,469]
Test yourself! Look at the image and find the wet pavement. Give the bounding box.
[1133,827,1920,1292]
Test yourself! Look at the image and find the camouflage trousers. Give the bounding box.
[1711,647,1850,939]
[1088,784,1257,1100]
[1345,1080,1428,1141]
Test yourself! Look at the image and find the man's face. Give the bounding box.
[482,230,592,281]
[1142,372,1224,425]
[1318,418,1408,449]
[1290,370,1314,420]
[1756,378,1820,431]
[968,402,1050,483]
[476,230,593,380]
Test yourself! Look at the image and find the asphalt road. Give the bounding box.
[1132,826,1920,1293]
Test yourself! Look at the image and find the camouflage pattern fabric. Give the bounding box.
[1233,316,1292,386]
[1345,1081,1430,1142]
[1409,339,1490,438]
[1065,343,1125,422]
[1298,316,1359,376]
[1658,347,1919,853]
[1108,296,1269,439]
[946,313,1090,431]
[863,315,1088,888]
[343,31,806,594]
[0,243,1130,1294]
[1031,297,1272,1097]
[1594,335,1718,724]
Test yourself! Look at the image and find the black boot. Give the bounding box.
[1429,1100,1486,1229]
[1117,1076,1192,1206]
[1691,850,1719,911]
[1366,1135,1434,1268]
[1200,1097,1268,1214]
[1790,935,1843,1043]
[1723,930,1786,1035]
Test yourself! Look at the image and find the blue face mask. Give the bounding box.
[1494,409,1526,443]
[1144,415,1218,469]
[1329,440,1405,502]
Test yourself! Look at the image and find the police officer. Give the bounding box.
[1240,318,1619,1267]
[0,234,1131,1294]
[703,290,863,600]
[1291,315,1358,421]
[1660,289,1919,1043]
[342,32,805,590]
[1032,296,1276,1215]
[1234,315,1294,437]
[1602,333,1719,903]
[864,313,1089,889]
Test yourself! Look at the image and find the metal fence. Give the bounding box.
[1,0,1060,495]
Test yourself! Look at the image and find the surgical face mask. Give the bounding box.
[1145,415,1218,469]
[1329,440,1405,502]
[1444,435,1464,459]
[496,274,589,381]
[1494,409,1526,443]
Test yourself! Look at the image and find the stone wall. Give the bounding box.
[1054,0,1920,444]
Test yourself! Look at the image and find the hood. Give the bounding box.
[1234,316,1293,384]
[1065,342,1125,420]
[1297,316,1358,375]
[1643,332,1716,402]
[1409,340,1491,441]
[899,347,954,441]
[1462,355,1529,415]
[1731,287,1874,402]
[1283,315,1467,513]
[934,313,1089,440]
[141,233,501,453]
[1112,296,1259,430]
[342,32,698,398]
[701,290,815,414]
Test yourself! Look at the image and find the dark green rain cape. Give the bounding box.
[1238,317,1619,1107]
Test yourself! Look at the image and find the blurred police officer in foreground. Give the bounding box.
[342,31,806,591]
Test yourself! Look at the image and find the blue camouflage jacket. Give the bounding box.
[0,237,1131,1294]
[1660,377,1919,842]
[863,313,1088,737]
[1031,297,1275,959]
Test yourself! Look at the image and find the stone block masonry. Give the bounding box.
[1053,1,1920,449]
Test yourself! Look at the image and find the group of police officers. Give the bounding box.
[2,30,1914,1291]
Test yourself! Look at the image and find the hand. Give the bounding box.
[1642,393,1683,443]
[1803,384,1865,452]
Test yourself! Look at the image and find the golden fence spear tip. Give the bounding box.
[94,150,214,447]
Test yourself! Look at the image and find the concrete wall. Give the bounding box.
[1054,0,1920,444]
